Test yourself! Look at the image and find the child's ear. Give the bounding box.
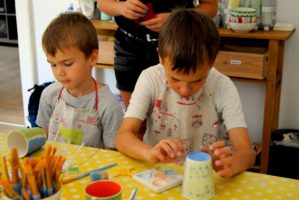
[90,49,99,65]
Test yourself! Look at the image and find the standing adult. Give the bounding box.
[98,0,218,108]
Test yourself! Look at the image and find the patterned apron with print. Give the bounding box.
[48,79,102,147]
[148,84,221,155]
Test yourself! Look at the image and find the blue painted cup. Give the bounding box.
[7,127,46,158]
[182,152,215,200]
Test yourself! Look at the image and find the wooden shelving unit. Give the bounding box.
[217,28,295,173]
[0,0,17,44]
[91,20,295,173]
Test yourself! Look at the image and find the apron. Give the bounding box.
[48,79,103,148]
[146,83,221,155]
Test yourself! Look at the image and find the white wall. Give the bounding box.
[16,0,72,127]
[15,0,36,127]
[16,0,299,142]
[276,1,299,129]
[32,0,72,83]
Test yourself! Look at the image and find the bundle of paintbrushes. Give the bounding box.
[0,144,65,200]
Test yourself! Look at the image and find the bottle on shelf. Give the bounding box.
[250,0,261,29]
[261,0,276,30]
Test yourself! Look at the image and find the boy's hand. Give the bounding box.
[200,140,236,178]
[121,0,148,20]
[145,139,185,164]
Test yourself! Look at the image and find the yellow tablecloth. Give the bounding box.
[1,134,299,200]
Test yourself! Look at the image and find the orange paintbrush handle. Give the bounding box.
[1,156,10,182]
[29,158,38,168]
[45,145,52,156]
[21,170,27,188]
[9,148,19,164]
[11,165,19,184]
[45,168,52,189]
[54,156,65,183]
[34,159,45,172]
[9,148,20,184]
[0,179,18,198]
[24,165,39,195]
[22,187,30,200]
[52,147,57,155]
[49,155,57,178]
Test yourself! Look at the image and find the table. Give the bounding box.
[1,134,299,199]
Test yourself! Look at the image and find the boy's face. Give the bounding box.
[162,57,210,98]
[45,46,98,96]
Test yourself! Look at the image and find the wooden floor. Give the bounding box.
[0,45,25,133]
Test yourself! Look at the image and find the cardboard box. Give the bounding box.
[213,50,268,80]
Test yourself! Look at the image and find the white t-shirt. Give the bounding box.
[125,64,247,148]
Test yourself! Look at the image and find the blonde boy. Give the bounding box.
[37,12,124,149]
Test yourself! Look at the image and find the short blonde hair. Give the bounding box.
[42,12,98,58]
[158,9,219,74]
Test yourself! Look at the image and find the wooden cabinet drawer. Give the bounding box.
[97,35,114,65]
[213,50,268,79]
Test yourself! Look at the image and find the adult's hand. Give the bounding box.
[120,0,148,20]
[140,13,170,32]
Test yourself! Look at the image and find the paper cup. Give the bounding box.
[7,127,47,158]
[85,180,122,200]
[182,152,215,200]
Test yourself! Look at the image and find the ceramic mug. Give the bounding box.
[7,127,47,158]
[85,180,122,200]
[230,7,256,24]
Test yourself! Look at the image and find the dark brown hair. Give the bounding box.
[42,12,98,57]
[158,9,219,74]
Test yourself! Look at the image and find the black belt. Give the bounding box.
[119,28,158,43]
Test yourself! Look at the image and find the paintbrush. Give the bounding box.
[62,163,117,184]
[22,187,30,200]
[9,148,22,195]
[129,188,138,200]
[9,148,21,184]
[24,162,41,200]
[1,156,10,182]
[44,145,54,195]
[0,178,20,199]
